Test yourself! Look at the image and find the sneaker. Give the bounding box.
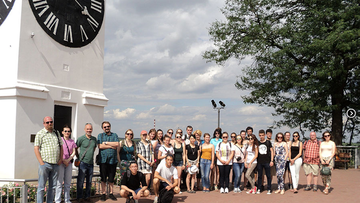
[237,188,242,193]
[267,190,272,194]
[246,188,254,194]
[304,186,311,191]
[100,194,106,201]
[153,196,158,203]
[109,194,117,201]
[225,188,229,193]
[256,189,261,194]
[233,188,238,193]
[220,187,224,193]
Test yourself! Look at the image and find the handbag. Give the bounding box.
[320,159,332,175]
[74,159,81,167]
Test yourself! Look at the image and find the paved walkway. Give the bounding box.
[89,168,360,203]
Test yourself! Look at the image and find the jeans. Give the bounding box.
[233,163,244,188]
[77,161,94,199]
[55,163,73,203]
[200,158,211,189]
[257,163,271,191]
[37,162,59,203]
[218,165,231,189]
[289,158,302,189]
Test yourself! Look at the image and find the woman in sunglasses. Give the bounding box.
[289,131,303,193]
[185,135,200,193]
[274,132,288,194]
[117,129,137,177]
[216,132,235,194]
[55,125,77,203]
[210,128,222,191]
[173,133,186,193]
[319,131,336,195]
[244,134,258,194]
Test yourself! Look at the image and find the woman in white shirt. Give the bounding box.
[319,131,336,195]
[216,132,235,194]
[244,134,259,194]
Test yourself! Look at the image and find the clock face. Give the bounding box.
[0,0,16,26]
[28,0,104,48]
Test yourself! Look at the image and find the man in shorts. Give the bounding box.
[153,155,180,203]
[303,132,321,191]
[120,161,149,203]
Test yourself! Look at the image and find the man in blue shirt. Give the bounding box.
[97,121,119,201]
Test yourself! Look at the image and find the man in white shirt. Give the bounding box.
[153,155,180,203]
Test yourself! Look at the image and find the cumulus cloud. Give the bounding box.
[105,108,136,119]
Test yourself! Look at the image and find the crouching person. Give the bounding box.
[120,161,149,203]
[153,154,180,203]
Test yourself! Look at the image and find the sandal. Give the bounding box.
[274,190,281,194]
[323,189,329,195]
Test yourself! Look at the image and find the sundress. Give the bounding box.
[275,144,286,190]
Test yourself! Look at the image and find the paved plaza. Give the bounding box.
[85,167,360,203]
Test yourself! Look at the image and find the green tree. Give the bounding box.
[204,0,360,145]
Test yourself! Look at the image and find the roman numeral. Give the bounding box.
[64,24,73,43]
[2,0,11,9]
[87,15,99,31]
[91,0,102,13]
[44,12,59,35]
[80,25,89,42]
[32,0,49,17]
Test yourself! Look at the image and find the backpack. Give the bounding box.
[158,188,174,203]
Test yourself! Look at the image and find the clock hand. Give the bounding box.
[73,0,84,10]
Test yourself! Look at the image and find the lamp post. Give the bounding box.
[211,100,226,128]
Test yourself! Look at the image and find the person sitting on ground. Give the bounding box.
[153,154,180,203]
[120,161,149,203]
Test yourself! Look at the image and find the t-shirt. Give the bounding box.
[215,142,235,165]
[97,132,119,164]
[62,138,77,160]
[246,145,257,164]
[159,145,174,165]
[210,138,222,152]
[186,144,199,161]
[155,162,178,183]
[76,135,97,164]
[257,140,272,164]
[121,171,147,190]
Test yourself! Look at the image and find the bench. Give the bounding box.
[335,153,351,170]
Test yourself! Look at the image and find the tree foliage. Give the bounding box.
[204,0,360,145]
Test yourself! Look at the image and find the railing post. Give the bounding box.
[21,184,28,203]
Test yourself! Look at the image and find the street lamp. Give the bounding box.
[211,100,226,128]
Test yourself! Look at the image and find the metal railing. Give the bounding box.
[336,146,359,169]
[0,173,101,203]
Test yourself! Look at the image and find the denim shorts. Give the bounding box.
[173,160,183,167]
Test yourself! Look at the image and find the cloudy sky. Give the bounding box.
[101,0,294,139]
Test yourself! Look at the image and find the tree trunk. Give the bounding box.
[332,102,343,146]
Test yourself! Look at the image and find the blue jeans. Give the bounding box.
[77,161,94,199]
[200,158,211,189]
[257,162,272,191]
[233,163,244,188]
[37,162,59,203]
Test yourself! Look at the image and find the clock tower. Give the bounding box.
[0,0,108,179]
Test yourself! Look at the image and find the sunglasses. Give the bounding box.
[168,132,173,134]
[222,136,228,138]
[64,130,71,133]
[142,134,147,136]
[176,136,181,138]
[231,136,236,138]
[324,135,330,138]
[293,135,299,138]
[236,138,242,140]
[278,136,283,139]
[103,126,110,128]
[249,138,254,140]
[45,121,53,124]
[126,133,133,136]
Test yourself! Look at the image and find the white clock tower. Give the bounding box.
[0,0,108,179]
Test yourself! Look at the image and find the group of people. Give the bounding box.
[34,117,336,203]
